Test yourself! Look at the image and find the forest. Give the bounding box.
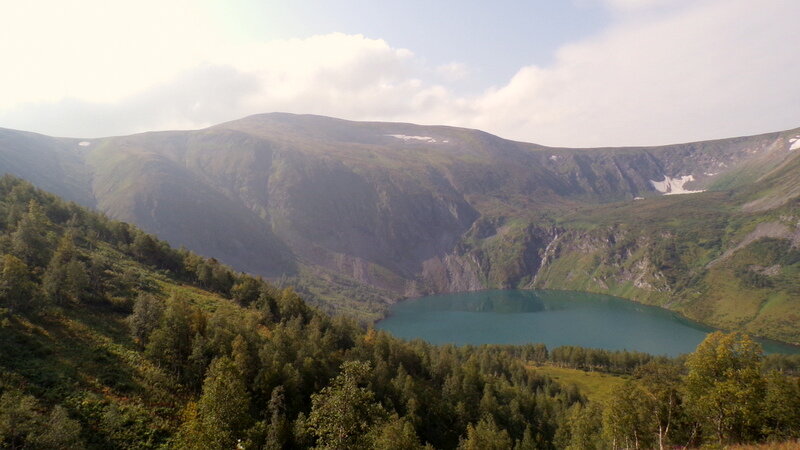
[1,175,799,449]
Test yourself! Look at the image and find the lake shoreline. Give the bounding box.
[377,288,800,355]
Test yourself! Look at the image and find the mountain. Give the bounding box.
[0,175,579,448]
[1,114,799,341]
[2,176,799,449]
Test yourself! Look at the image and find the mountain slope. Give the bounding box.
[0,128,95,206]
[1,114,799,339]
[2,176,799,450]
[0,175,589,448]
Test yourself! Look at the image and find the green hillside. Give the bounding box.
[0,176,584,448]
[2,176,800,449]
[477,169,800,343]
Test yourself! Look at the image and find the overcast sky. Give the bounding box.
[0,0,798,147]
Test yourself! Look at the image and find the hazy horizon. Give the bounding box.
[1,0,798,147]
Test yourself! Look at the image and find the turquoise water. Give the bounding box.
[376,290,800,356]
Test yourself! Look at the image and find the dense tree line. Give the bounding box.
[0,176,580,448]
[557,332,800,449]
[1,175,800,449]
[132,289,583,448]
[0,175,282,315]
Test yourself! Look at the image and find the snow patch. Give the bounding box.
[549,155,562,161]
[650,175,706,195]
[78,141,91,147]
[790,135,800,151]
[387,134,438,143]
[704,172,718,177]
[633,196,644,201]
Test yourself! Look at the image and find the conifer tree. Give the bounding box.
[0,391,40,448]
[369,415,425,450]
[177,356,251,449]
[64,258,89,301]
[128,293,164,347]
[557,402,605,450]
[32,406,84,449]
[131,232,160,265]
[514,426,538,450]
[264,386,290,450]
[231,334,256,385]
[232,275,261,306]
[42,234,88,304]
[458,416,513,450]
[0,254,37,312]
[10,200,51,267]
[145,295,196,379]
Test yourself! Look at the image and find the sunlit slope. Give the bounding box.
[522,154,800,343]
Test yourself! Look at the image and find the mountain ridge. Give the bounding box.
[1,113,799,341]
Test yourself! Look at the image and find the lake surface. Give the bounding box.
[376,290,800,356]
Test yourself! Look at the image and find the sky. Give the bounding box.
[0,0,798,147]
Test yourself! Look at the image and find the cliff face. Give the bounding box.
[413,224,669,301]
[430,205,800,344]
[1,114,800,340]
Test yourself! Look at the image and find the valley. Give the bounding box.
[1,113,799,344]
[1,148,798,449]
[4,2,799,447]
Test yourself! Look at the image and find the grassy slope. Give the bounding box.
[0,221,256,446]
[0,244,244,446]
[530,364,629,403]
[526,169,800,343]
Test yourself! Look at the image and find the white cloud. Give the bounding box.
[602,0,685,11]
[0,33,427,136]
[464,0,800,146]
[0,0,219,106]
[0,0,798,146]
[436,62,469,83]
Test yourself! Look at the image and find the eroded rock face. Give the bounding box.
[265,154,479,278]
[419,253,484,294]
[413,224,672,303]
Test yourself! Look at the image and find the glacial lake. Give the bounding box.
[376,290,800,356]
